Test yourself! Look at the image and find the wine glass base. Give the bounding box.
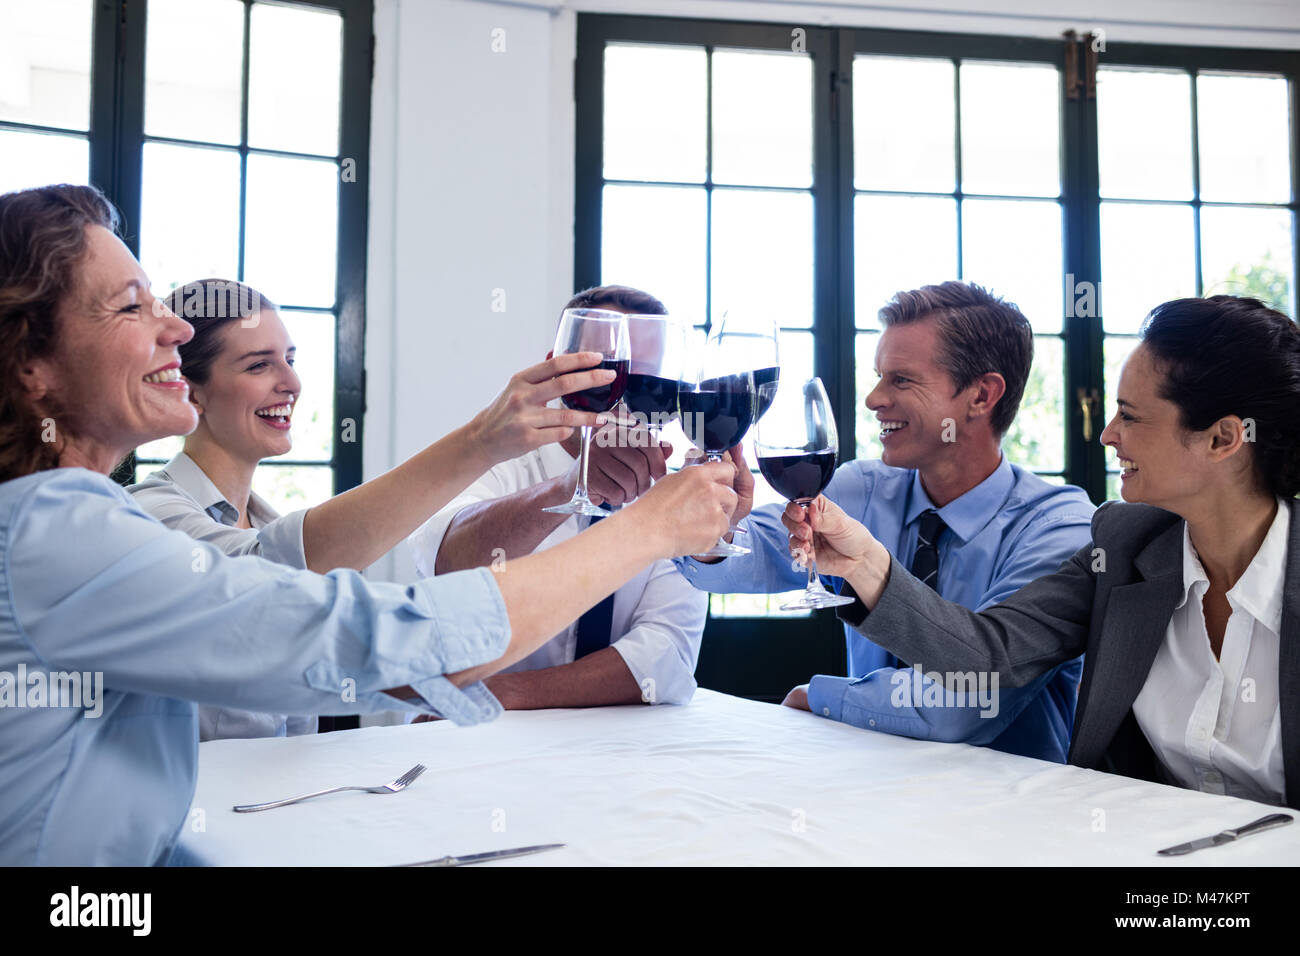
[542,500,609,518]
[779,592,856,611]
[692,540,751,558]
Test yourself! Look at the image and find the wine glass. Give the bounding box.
[679,317,769,558]
[622,313,687,433]
[710,313,778,540]
[541,307,630,517]
[754,377,854,610]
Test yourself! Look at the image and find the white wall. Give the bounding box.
[364,0,1300,582]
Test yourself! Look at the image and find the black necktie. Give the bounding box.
[574,513,615,659]
[910,509,946,592]
[888,509,946,671]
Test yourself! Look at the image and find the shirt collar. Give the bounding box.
[903,453,1014,544]
[157,451,279,528]
[1177,499,1289,634]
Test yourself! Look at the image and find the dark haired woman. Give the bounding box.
[0,184,738,864]
[784,295,1300,809]
[130,280,582,739]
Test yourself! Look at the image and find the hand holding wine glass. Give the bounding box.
[755,377,854,610]
[782,494,892,608]
[542,307,630,517]
[468,351,619,465]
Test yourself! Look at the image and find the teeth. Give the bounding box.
[143,367,181,384]
[880,422,907,436]
[256,404,293,418]
[1119,458,1138,471]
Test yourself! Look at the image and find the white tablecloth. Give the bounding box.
[178,689,1298,866]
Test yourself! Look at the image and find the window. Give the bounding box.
[576,15,1298,695]
[1,0,372,509]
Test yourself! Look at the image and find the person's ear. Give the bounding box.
[187,381,205,415]
[966,372,1007,424]
[19,357,56,404]
[1206,416,1247,463]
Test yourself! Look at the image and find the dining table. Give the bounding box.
[176,688,1299,866]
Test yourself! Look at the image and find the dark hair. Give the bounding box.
[163,279,277,385]
[877,281,1033,436]
[1140,295,1300,498]
[565,284,667,316]
[0,184,118,480]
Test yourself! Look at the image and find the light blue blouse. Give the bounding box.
[0,468,508,865]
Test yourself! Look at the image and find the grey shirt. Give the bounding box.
[128,452,318,741]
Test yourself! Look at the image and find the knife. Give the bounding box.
[397,843,566,867]
[1156,813,1293,856]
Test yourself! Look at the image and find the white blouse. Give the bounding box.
[1132,500,1288,806]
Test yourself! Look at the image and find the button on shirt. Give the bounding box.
[408,443,707,705]
[129,452,317,741]
[1132,501,1288,806]
[0,469,509,865]
[677,456,1095,762]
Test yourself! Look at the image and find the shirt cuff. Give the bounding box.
[403,677,502,726]
[256,508,309,570]
[807,675,850,721]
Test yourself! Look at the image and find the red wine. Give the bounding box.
[562,358,629,413]
[623,373,680,423]
[751,366,781,420]
[758,449,836,502]
[679,374,756,453]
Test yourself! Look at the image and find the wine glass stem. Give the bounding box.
[800,502,821,590]
[576,424,595,500]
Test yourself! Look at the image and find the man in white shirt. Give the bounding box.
[408,286,706,710]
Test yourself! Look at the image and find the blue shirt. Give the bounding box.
[0,469,510,865]
[676,456,1095,762]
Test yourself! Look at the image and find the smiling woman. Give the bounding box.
[0,183,740,864]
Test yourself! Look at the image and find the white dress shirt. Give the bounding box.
[128,452,318,741]
[408,443,707,705]
[1132,499,1288,806]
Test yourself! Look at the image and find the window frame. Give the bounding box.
[86,0,372,496]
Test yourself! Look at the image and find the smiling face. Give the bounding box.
[1100,343,1233,510]
[23,225,196,472]
[865,317,976,471]
[187,308,301,464]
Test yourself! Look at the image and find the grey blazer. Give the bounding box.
[844,498,1300,809]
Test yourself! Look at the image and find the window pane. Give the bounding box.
[252,463,333,515]
[1106,472,1121,501]
[247,2,342,155]
[961,198,1062,333]
[960,62,1060,198]
[1096,68,1192,201]
[855,331,883,461]
[244,153,338,308]
[854,56,955,193]
[0,129,87,193]
[139,143,241,296]
[603,44,705,183]
[1100,202,1196,333]
[1197,74,1290,204]
[145,0,243,145]
[855,194,958,328]
[602,183,706,320]
[135,434,184,463]
[711,188,813,328]
[0,0,93,130]
[1104,335,1140,417]
[712,49,812,188]
[278,311,335,462]
[1002,335,1064,472]
[1200,205,1294,315]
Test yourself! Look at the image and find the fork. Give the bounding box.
[232,763,427,812]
